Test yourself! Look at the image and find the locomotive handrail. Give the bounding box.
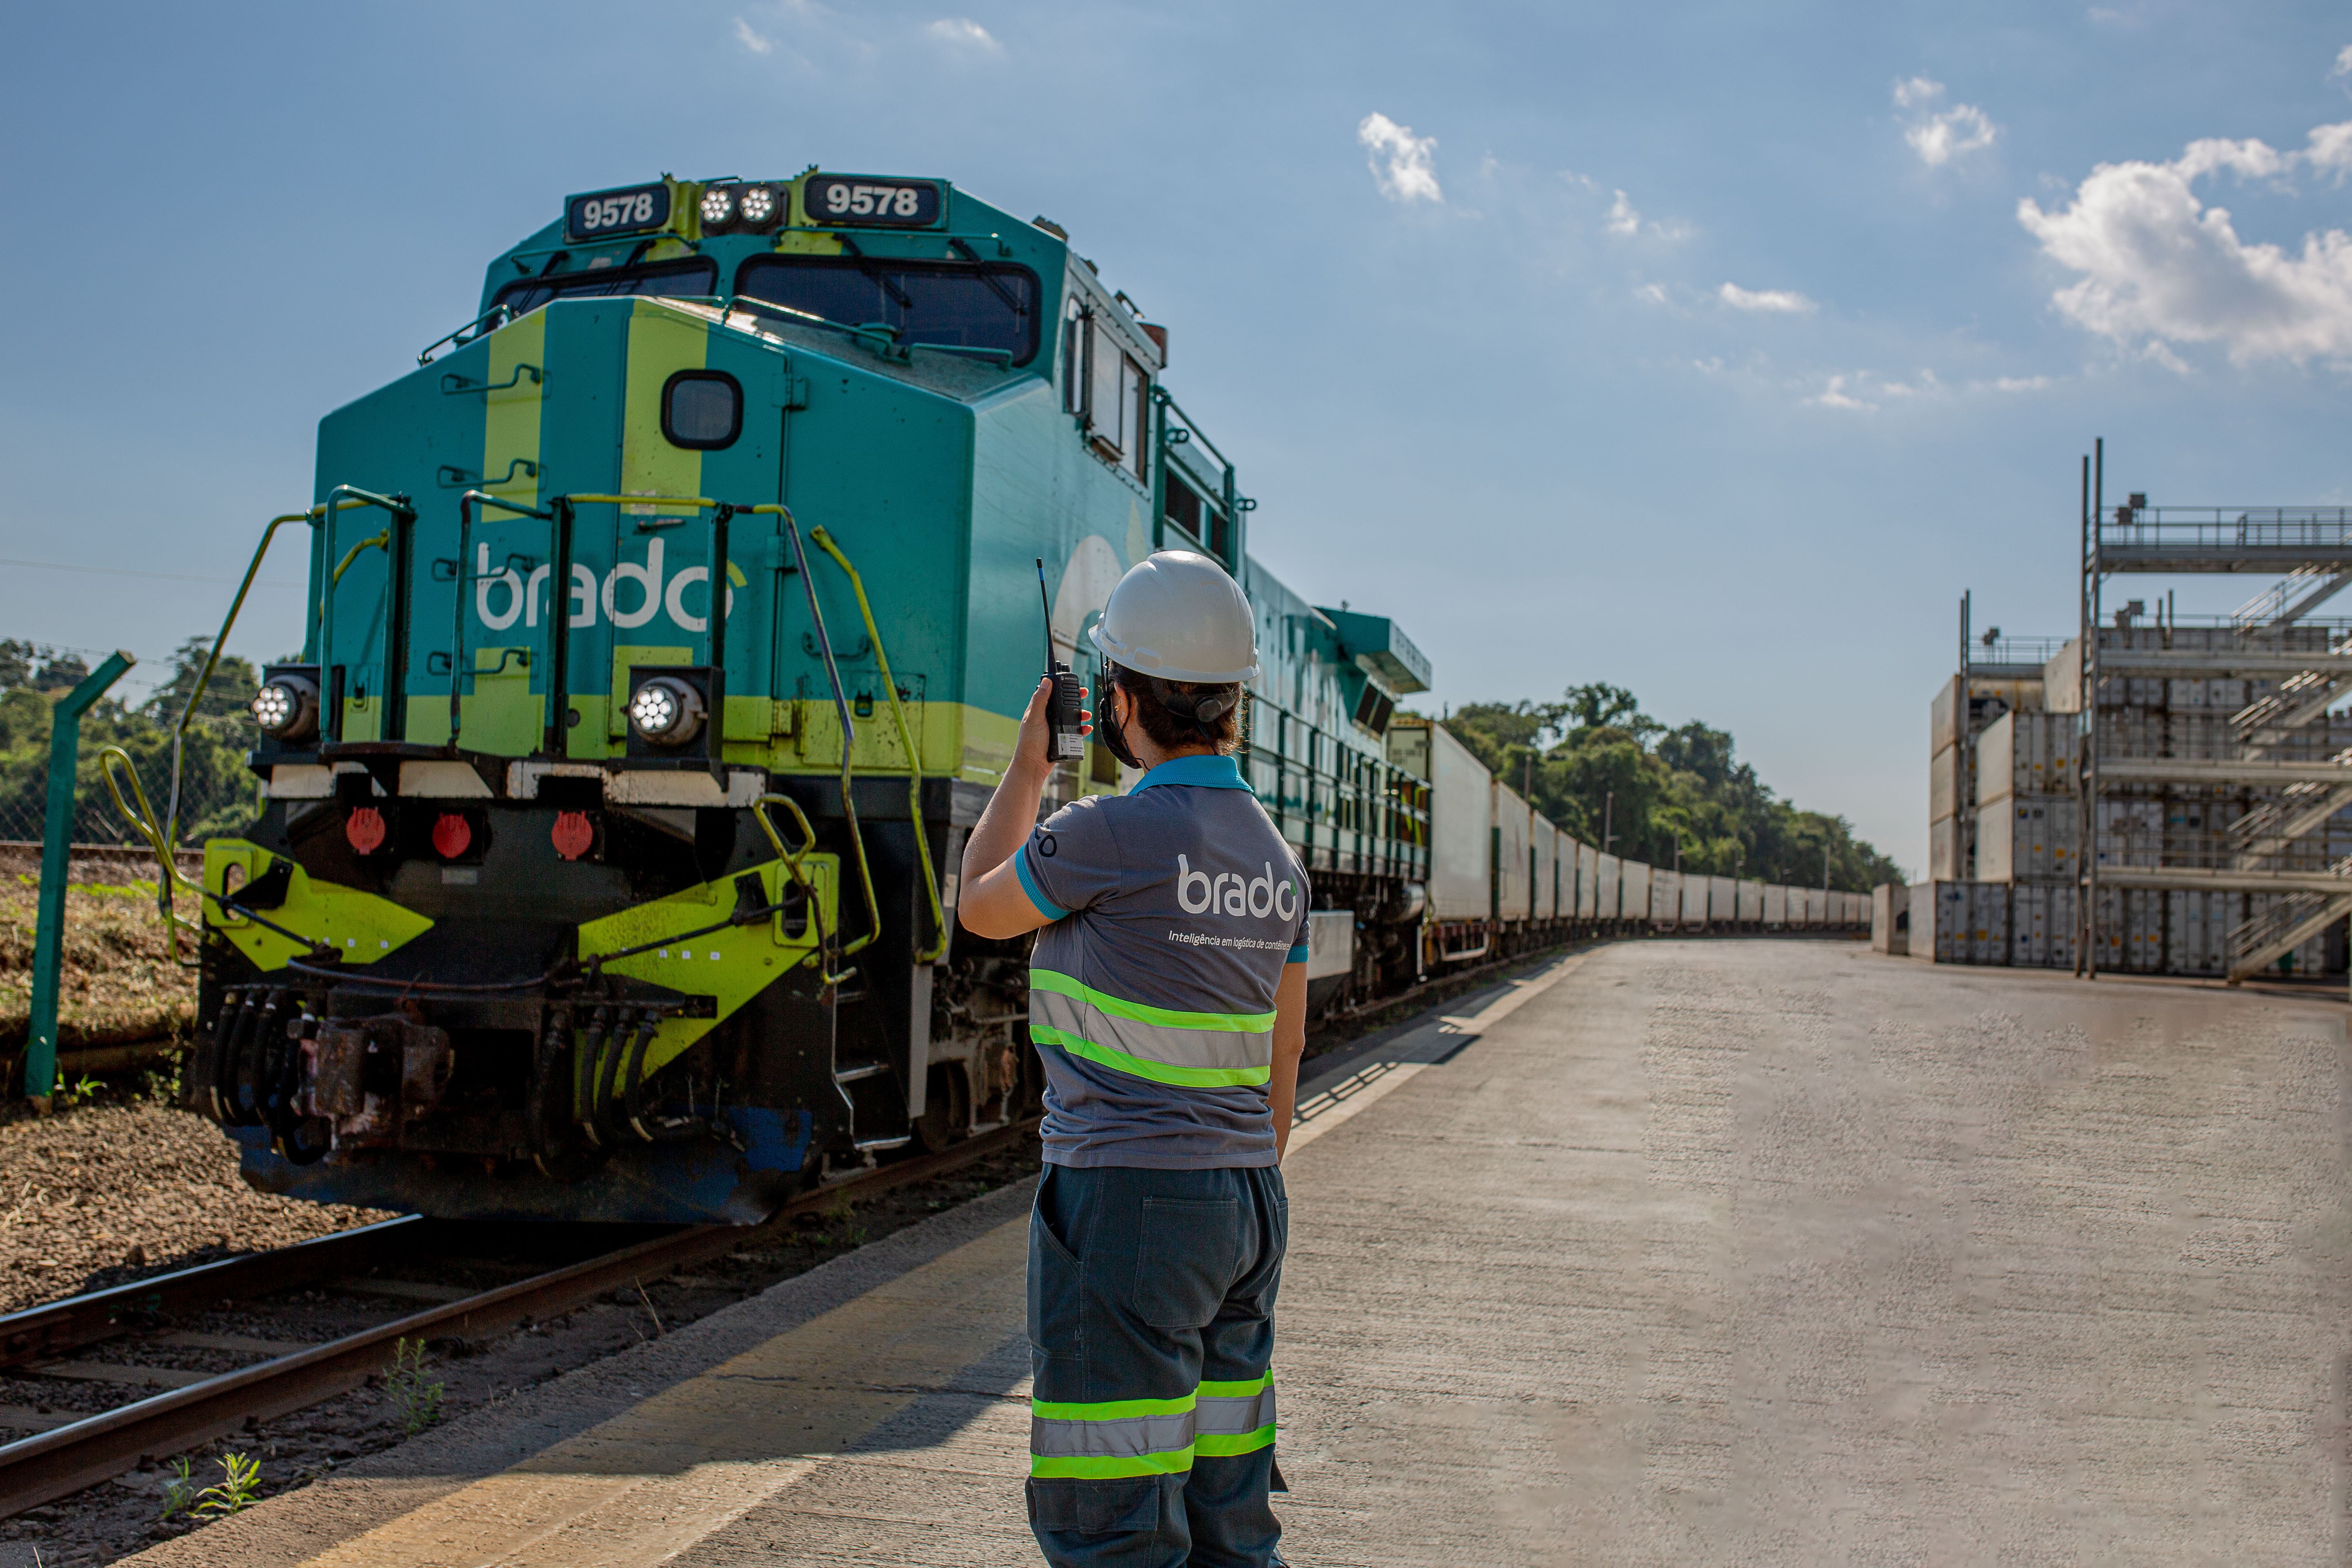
[450,490,556,748]
[330,529,390,586]
[440,363,543,396]
[775,512,884,962]
[315,486,417,745]
[416,303,514,366]
[808,525,948,963]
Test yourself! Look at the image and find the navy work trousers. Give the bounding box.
[1025,1162,1287,1568]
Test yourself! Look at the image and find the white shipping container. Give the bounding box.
[1930,742,1966,823]
[1423,723,1493,920]
[1709,875,1737,924]
[1530,817,1556,922]
[1492,780,1532,922]
[1929,816,1964,881]
[1576,841,1598,919]
[1621,860,1650,919]
[1651,868,1681,925]
[1680,874,1707,926]
[1739,880,1763,922]
[1764,883,1788,925]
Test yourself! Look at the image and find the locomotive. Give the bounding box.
[183,171,1437,1223]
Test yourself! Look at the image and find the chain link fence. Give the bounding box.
[0,639,264,853]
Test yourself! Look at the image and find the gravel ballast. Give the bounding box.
[0,1100,392,1316]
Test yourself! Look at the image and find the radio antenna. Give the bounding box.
[1036,558,1054,666]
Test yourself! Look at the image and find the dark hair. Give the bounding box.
[1107,663,1242,755]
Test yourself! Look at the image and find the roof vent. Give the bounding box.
[1031,216,1068,239]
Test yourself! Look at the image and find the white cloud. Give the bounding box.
[1894,76,1997,167]
[2018,119,2352,363]
[1359,113,1443,204]
[733,16,773,52]
[926,17,1000,50]
[1719,281,1817,314]
[1605,190,1640,237]
[1809,374,1874,411]
[2334,44,2352,78]
[1994,375,2053,392]
[1636,281,1669,305]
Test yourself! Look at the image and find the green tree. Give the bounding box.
[1440,684,1906,890]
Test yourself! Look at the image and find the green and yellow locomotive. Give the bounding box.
[182,170,1432,1223]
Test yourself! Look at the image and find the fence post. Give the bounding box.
[26,650,136,1108]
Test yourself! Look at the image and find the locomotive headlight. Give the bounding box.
[737,183,779,229]
[627,675,704,746]
[699,185,737,232]
[251,673,320,742]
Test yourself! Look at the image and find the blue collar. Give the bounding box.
[1131,753,1250,793]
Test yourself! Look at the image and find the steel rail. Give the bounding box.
[0,1216,425,1372]
[0,1119,1038,1519]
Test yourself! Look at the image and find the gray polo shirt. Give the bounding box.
[1017,753,1312,1169]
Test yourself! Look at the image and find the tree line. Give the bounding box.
[1437,683,1904,893]
[0,638,261,846]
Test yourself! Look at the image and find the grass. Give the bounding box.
[0,870,195,1056]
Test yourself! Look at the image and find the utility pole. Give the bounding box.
[1602,791,1615,855]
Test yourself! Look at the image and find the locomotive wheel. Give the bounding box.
[914,1063,971,1153]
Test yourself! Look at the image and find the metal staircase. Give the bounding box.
[2234,566,2352,630]
[2228,779,2352,866]
[2232,673,2352,753]
[2227,857,2352,982]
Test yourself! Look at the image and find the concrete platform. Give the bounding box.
[114,940,2352,1565]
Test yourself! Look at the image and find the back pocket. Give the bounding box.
[1132,1197,1241,1329]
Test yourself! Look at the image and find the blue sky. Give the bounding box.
[4,2,2350,876]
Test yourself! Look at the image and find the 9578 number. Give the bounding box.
[566,183,671,242]
[806,175,940,228]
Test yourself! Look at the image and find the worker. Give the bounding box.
[959,548,1310,1568]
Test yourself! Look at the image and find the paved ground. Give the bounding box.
[108,939,2352,1566]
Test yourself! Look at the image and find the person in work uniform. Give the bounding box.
[959,548,1310,1568]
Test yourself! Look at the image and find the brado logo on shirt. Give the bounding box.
[1176,855,1299,920]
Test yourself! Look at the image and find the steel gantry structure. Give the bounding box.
[2076,437,2352,983]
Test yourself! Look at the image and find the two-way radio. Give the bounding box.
[1037,558,1087,761]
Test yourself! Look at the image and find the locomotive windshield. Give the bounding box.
[492,256,719,316]
[735,256,1038,365]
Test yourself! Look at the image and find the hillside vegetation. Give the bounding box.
[1439,683,1904,892]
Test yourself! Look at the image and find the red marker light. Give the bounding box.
[551,811,593,861]
[345,806,386,855]
[431,813,472,859]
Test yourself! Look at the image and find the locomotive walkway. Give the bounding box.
[114,941,2350,1565]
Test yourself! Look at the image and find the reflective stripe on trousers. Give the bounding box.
[1029,967,1274,1088]
[1030,1373,1277,1478]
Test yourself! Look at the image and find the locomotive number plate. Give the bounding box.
[804,175,942,228]
[566,182,673,243]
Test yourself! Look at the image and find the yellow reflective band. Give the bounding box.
[1029,969,1276,1032]
[1031,1025,1273,1089]
[1194,1423,1278,1457]
[1029,1448,1196,1479]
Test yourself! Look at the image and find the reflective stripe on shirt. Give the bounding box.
[1029,968,1274,1088]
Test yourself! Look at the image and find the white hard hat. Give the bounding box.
[1089,550,1259,683]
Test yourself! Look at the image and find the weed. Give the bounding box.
[70,1074,104,1102]
[385,1336,444,1434]
[822,1192,867,1247]
[158,1455,197,1519]
[192,1451,262,1517]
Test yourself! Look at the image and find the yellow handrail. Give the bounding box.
[100,745,208,964]
[809,526,947,962]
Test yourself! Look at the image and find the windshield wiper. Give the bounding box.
[948,238,1027,319]
[834,234,914,311]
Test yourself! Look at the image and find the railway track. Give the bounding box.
[0,1119,1039,1519]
